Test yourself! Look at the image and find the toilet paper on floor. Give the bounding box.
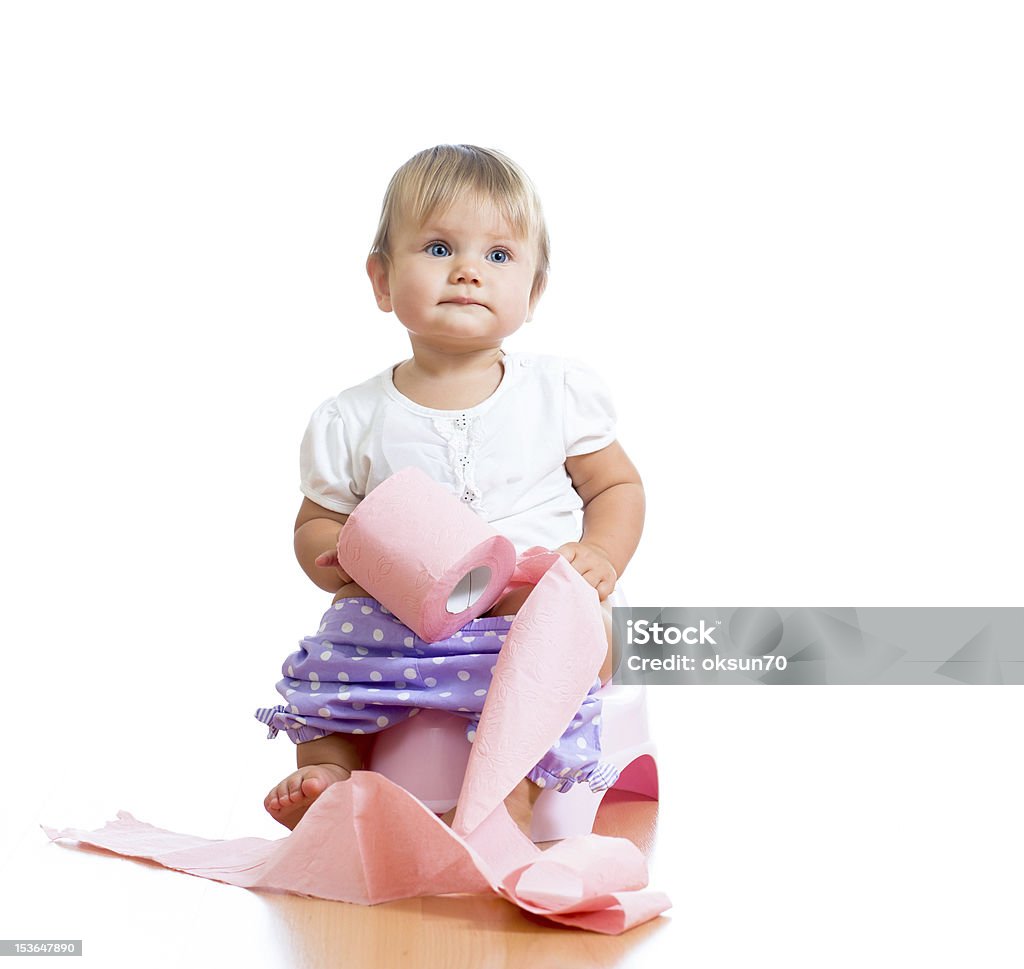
[44,468,670,933]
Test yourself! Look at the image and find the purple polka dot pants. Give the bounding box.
[255,598,619,793]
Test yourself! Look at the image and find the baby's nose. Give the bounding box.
[450,260,481,284]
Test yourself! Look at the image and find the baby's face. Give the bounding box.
[370,193,541,351]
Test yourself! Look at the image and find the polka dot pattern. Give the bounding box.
[253,597,615,794]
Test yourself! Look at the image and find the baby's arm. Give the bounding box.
[560,441,645,600]
[293,497,353,593]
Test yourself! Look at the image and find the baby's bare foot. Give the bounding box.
[264,763,351,830]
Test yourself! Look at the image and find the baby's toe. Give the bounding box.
[266,772,300,811]
[285,771,307,802]
[301,773,327,799]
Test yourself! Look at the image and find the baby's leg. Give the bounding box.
[333,581,371,602]
[437,779,542,841]
[503,776,544,839]
[264,732,374,830]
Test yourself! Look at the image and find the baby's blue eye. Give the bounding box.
[487,249,511,264]
[427,242,450,257]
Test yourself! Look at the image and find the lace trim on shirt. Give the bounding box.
[432,413,487,510]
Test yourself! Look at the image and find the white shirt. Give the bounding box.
[300,352,617,553]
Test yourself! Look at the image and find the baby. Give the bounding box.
[258,144,645,835]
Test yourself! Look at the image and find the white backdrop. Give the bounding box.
[2,2,1021,965]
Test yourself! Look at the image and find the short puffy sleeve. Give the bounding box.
[563,359,617,457]
[299,397,363,514]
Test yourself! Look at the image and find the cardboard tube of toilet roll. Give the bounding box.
[336,467,517,642]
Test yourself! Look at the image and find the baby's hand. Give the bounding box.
[314,549,353,585]
[556,542,617,600]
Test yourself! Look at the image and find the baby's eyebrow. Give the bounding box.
[417,224,523,244]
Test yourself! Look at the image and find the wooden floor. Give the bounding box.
[4,688,1022,968]
[8,793,663,969]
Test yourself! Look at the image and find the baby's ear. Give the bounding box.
[527,271,548,321]
[366,254,393,313]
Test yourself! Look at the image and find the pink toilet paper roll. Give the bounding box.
[43,468,671,932]
[336,467,517,642]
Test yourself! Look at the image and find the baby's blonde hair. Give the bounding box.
[370,144,550,298]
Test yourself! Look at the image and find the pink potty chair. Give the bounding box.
[369,588,659,840]
[369,709,473,814]
[529,681,658,842]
